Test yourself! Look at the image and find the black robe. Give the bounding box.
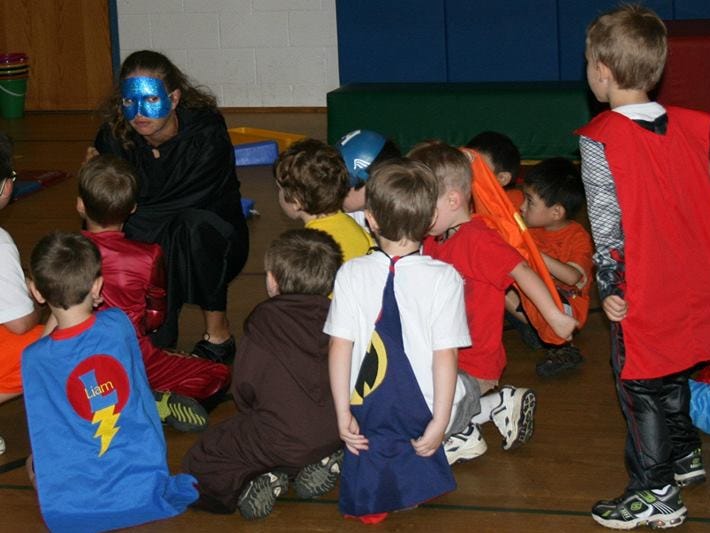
[95,107,249,347]
[183,295,341,513]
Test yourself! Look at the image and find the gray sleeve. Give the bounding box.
[579,136,624,300]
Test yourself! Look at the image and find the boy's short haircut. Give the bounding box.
[274,138,350,215]
[366,158,438,243]
[466,131,521,178]
[264,228,343,296]
[586,4,667,92]
[78,154,138,226]
[524,157,585,219]
[407,140,472,197]
[30,231,102,310]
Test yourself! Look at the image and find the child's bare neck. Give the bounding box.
[376,235,420,258]
[85,219,123,233]
[449,208,472,229]
[609,89,650,109]
[300,210,339,223]
[50,304,94,330]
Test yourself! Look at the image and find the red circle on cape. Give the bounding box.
[65,355,130,421]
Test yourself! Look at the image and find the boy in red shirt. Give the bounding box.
[579,5,709,528]
[512,157,593,376]
[76,155,231,431]
[410,141,576,463]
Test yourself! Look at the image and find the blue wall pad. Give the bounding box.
[241,198,256,219]
[234,140,279,167]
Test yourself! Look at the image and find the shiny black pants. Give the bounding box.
[611,322,701,491]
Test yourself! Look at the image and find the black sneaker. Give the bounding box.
[591,485,687,529]
[237,471,289,520]
[192,335,236,365]
[154,391,208,432]
[674,448,706,487]
[294,449,343,499]
[536,344,584,377]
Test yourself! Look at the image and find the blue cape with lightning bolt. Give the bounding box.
[22,308,197,533]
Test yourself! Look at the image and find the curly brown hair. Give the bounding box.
[274,139,350,215]
[99,50,217,149]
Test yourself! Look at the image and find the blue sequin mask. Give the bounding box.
[120,77,173,120]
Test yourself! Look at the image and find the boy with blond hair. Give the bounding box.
[578,5,709,529]
[410,141,576,463]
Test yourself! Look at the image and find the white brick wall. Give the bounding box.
[117,0,339,107]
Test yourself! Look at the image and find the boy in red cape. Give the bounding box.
[578,5,709,529]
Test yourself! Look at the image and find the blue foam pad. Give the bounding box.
[234,140,279,167]
[12,180,42,199]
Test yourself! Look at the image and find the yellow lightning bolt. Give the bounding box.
[91,405,120,456]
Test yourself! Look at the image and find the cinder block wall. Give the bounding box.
[117,0,339,107]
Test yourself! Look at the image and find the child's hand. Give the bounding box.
[338,412,369,455]
[602,295,628,322]
[549,311,578,340]
[411,420,446,457]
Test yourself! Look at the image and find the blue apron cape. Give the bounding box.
[21,309,197,532]
[340,253,456,516]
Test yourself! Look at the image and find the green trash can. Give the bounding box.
[0,53,29,119]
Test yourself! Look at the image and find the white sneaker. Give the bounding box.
[444,422,487,465]
[0,435,5,455]
[491,386,536,451]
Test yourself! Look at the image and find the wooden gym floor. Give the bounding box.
[1,112,708,532]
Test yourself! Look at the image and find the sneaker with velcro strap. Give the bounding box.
[591,485,687,530]
[673,448,706,487]
[154,390,208,432]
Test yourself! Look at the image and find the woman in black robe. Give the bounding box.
[88,50,249,362]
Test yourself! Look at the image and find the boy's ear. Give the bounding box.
[76,197,86,217]
[29,280,46,305]
[91,276,103,300]
[551,203,566,220]
[496,171,513,187]
[170,88,181,110]
[130,203,137,214]
[265,271,280,297]
[596,61,613,84]
[364,209,379,234]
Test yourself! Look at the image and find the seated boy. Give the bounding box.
[326,159,480,522]
[0,132,42,455]
[514,158,594,377]
[23,231,197,531]
[184,228,344,519]
[466,130,523,207]
[76,155,231,431]
[274,138,373,261]
[410,141,577,463]
[335,129,401,229]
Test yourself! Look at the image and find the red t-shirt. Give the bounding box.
[529,221,593,326]
[423,217,523,380]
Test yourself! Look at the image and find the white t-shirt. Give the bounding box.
[0,227,34,324]
[324,251,470,422]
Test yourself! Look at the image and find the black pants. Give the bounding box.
[610,321,701,491]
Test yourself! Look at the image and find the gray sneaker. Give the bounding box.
[294,449,343,499]
[237,471,289,520]
[591,485,687,529]
[673,448,706,487]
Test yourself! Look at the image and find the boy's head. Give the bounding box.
[30,231,102,311]
[264,228,343,297]
[365,158,438,243]
[407,140,472,236]
[521,157,585,229]
[78,154,138,227]
[586,5,667,93]
[465,131,521,187]
[274,138,349,218]
[336,130,401,214]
